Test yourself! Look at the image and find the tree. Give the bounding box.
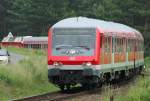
[0,0,149,55]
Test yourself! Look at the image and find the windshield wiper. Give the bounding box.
[55,45,72,50]
[55,45,90,50]
[74,45,90,50]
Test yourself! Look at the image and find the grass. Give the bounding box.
[0,47,59,101]
[115,76,150,101]
[102,57,150,101]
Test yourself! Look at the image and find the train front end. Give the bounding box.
[48,21,101,90]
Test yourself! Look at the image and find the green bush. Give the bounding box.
[115,59,150,101]
[0,48,58,101]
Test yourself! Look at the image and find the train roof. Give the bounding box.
[52,17,143,40]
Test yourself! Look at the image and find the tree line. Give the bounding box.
[0,0,150,55]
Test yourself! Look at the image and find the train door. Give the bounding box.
[114,37,119,63]
[104,36,111,64]
[100,35,112,64]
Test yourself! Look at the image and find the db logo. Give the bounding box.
[69,57,76,60]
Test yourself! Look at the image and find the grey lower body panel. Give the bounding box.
[48,65,100,85]
[48,59,144,85]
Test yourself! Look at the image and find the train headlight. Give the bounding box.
[53,62,59,66]
[53,62,62,67]
[86,62,92,67]
[83,62,92,67]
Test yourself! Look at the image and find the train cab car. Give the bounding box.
[47,17,144,90]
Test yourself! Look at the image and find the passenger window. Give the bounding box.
[119,38,121,53]
[107,37,110,53]
[115,38,117,53]
[127,39,130,52]
[104,36,110,53]
[112,37,113,53]
[117,38,120,53]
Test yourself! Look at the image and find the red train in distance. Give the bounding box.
[47,17,144,91]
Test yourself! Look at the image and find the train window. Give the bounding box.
[128,39,132,52]
[132,39,134,52]
[115,38,117,53]
[133,40,135,51]
[120,38,123,53]
[118,38,121,53]
[114,37,121,54]
[104,37,107,53]
[131,39,132,52]
[112,37,115,53]
[117,38,119,53]
[104,36,110,53]
[127,39,129,52]
[135,40,137,52]
[118,39,119,53]
[108,37,110,53]
[120,39,122,53]
[132,39,133,52]
[119,38,122,53]
[130,39,134,52]
[52,28,96,56]
[123,38,125,52]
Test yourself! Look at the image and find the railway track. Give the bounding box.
[13,74,146,101]
[12,88,92,101]
[13,87,102,101]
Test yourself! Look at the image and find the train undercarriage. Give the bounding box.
[48,65,144,91]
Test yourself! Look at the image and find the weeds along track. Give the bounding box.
[13,74,145,101]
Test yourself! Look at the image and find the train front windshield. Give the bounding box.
[52,28,96,56]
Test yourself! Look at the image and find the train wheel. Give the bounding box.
[98,81,102,88]
[60,85,65,91]
[91,83,99,88]
[66,84,71,90]
[81,83,89,89]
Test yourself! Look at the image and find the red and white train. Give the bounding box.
[47,17,144,90]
